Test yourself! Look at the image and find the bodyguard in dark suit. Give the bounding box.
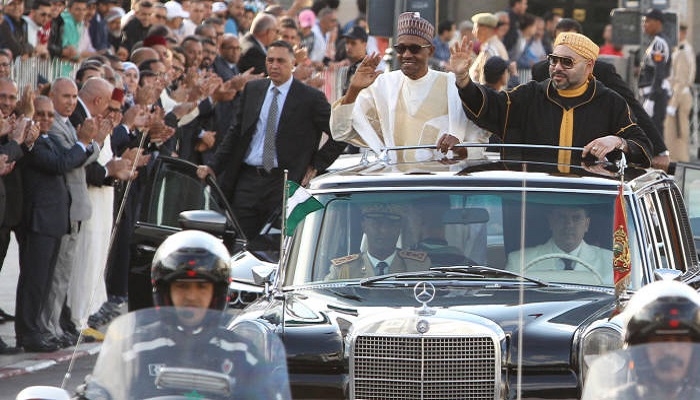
[530,19,670,171]
[238,13,278,75]
[198,40,345,239]
[16,96,94,352]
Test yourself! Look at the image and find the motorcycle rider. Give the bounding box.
[587,280,700,400]
[82,230,291,399]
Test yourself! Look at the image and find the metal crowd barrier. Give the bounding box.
[11,57,79,93]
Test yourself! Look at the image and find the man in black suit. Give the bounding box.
[238,12,278,75]
[0,78,25,269]
[530,18,669,171]
[17,96,94,352]
[0,78,29,354]
[198,40,345,239]
[212,33,241,82]
[211,33,262,164]
[121,0,153,52]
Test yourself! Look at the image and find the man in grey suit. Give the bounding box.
[40,77,102,348]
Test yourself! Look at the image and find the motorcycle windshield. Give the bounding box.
[82,307,290,400]
[582,343,700,400]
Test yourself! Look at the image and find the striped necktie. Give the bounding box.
[262,87,280,172]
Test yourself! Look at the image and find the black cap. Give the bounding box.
[645,8,665,22]
[483,56,509,84]
[342,26,368,42]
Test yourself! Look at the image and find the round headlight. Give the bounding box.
[580,326,623,381]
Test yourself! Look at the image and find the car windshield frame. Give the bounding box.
[283,188,644,289]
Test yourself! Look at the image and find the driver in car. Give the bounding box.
[325,203,431,280]
[505,205,612,284]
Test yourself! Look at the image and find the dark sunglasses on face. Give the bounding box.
[547,54,580,69]
[393,43,431,54]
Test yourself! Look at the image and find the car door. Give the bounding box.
[675,162,700,255]
[129,156,246,309]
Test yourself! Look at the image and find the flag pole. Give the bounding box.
[612,154,630,316]
[280,169,289,265]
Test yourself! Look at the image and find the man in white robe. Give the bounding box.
[330,12,485,162]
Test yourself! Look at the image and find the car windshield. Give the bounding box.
[284,190,643,289]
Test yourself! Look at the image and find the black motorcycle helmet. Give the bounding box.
[624,280,700,346]
[152,230,231,311]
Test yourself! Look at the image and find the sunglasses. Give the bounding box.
[547,54,582,69]
[393,43,431,54]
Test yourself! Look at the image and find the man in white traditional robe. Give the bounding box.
[330,12,485,162]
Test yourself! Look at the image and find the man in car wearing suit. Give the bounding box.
[505,205,613,285]
[197,40,344,240]
[325,203,431,280]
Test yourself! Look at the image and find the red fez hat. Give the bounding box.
[111,88,125,103]
[143,35,168,48]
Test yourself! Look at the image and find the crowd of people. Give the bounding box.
[0,0,693,356]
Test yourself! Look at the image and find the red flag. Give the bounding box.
[612,184,631,296]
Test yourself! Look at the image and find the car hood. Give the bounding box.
[282,283,616,368]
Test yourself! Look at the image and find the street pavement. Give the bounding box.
[0,236,102,381]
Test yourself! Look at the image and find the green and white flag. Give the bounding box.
[285,181,323,236]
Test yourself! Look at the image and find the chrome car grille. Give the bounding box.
[351,335,498,399]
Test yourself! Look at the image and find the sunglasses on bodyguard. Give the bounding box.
[393,43,431,54]
[547,54,584,69]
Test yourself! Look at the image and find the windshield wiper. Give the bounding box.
[360,266,546,286]
[430,266,546,285]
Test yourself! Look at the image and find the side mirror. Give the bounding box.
[654,268,683,281]
[252,264,277,294]
[178,210,227,235]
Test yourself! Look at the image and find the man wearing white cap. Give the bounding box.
[164,0,195,41]
[211,1,226,18]
[469,12,508,84]
[452,32,653,170]
[331,12,484,162]
[105,6,126,57]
